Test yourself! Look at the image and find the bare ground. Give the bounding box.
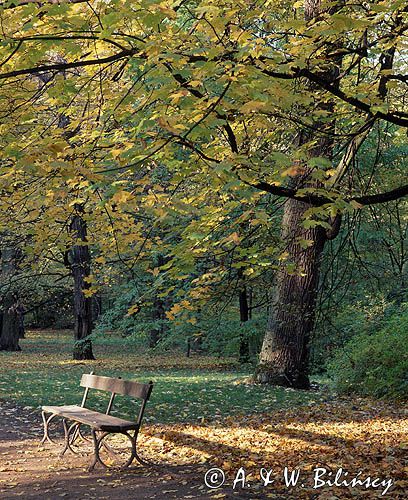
[1,398,407,499]
[0,400,253,500]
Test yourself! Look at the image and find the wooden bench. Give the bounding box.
[41,373,153,470]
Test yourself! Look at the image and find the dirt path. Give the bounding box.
[1,398,407,499]
[0,400,257,500]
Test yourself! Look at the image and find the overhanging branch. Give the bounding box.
[353,184,408,206]
[0,49,135,79]
[248,178,408,207]
[1,0,87,9]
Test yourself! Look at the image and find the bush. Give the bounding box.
[144,314,265,360]
[327,303,408,399]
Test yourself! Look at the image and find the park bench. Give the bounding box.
[41,373,153,470]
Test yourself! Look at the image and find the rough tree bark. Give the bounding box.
[255,0,341,388]
[0,247,21,351]
[256,202,328,387]
[69,205,95,360]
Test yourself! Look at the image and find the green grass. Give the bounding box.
[0,330,324,423]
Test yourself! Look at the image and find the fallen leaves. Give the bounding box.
[139,398,407,498]
[1,331,407,498]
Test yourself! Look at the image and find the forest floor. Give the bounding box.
[0,331,407,499]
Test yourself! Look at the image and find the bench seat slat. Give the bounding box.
[42,405,139,432]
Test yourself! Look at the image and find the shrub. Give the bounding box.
[327,303,408,399]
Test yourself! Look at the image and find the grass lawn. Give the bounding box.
[2,330,407,499]
[0,330,324,423]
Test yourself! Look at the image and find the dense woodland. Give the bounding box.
[0,0,407,398]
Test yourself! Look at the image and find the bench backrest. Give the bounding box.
[80,374,153,400]
[79,373,153,424]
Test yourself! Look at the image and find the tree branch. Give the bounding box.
[247,179,408,207]
[1,0,87,9]
[352,185,408,206]
[0,49,135,79]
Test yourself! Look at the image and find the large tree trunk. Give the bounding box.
[255,0,342,388]
[256,205,327,388]
[70,206,95,360]
[0,247,21,351]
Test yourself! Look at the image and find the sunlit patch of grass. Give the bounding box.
[0,330,324,423]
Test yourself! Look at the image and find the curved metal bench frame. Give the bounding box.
[41,372,153,470]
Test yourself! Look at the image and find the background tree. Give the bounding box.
[0,0,406,387]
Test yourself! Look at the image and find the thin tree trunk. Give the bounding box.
[238,269,250,362]
[18,304,25,339]
[92,294,102,323]
[70,205,94,360]
[39,64,93,357]
[149,254,168,348]
[0,247,21,351]
[149,296,164,348]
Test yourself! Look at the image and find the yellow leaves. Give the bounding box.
[47,141,67,155]
[82,274,98,297]
[239,101,266,114]
[82,287,97,298]
[110,149,123,159]
[165,300,194,320]
[68,198,87,207]
[157,117,186,134]
[111,190,133,205]
[169,89,189,105]
[127,304,140,316]
[189,80,202,88]
[151,2,177,19]
[278,251,289,261]
[250,210,269,227]
[350,200,364,210]
[148,267,160,277]
[165,310,177,321]
[230,232,241,245]
[220,232,241,246]
[138,398,408,497]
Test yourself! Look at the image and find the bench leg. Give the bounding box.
[89,430,108,471]
[69,423,89,445]
[134,449,151,467]
[60,419,82,457]
[89,431,138,470]
[122,431,137,468]
[133,430,155,467]
[41,411,59,445]
[134,434,150,467]
[77,425,91,443]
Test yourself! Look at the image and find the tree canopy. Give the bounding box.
[0,0,406,382]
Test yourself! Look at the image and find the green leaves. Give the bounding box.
[0,0,406,344]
